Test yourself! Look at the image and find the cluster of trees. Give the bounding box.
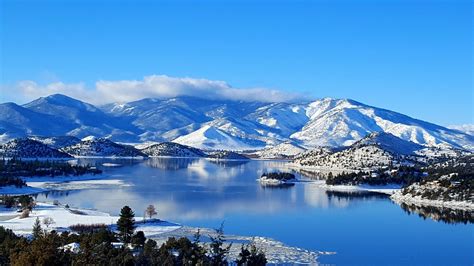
[261,172,295,181]
[0,158,102,178]
[0,176,26,188]
[401,155,474,202]
[325,167,423,186]
[0,205,267,266]
[0,195,34,210]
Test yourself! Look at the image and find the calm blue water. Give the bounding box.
[36,158,474,265]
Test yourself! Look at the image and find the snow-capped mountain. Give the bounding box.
[140,142,206,157]
[60,137,146,157]
[0,138,72,158]
[1,94,473,152]
[289,98,473,150]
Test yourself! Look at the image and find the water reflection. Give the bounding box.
[207,159,250,168]
[145,157,198,170]
[400,203,474,224]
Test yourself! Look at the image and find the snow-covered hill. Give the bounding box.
[29,136,81,149]
[141,142,206,157]
[255,142,306,159]
[1,94,473,152]
[293,133,425,170]
[60,137,146,157]
[293,132,471,170]
[0,138,72,158]
[206,150,249,160]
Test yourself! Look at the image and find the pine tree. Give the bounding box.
[32,217,42,239]
[209,223,231,265]
[117,206,135,243]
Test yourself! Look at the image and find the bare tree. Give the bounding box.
[42,217,55,228]
[145,204,157,220]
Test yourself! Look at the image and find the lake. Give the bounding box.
[35,158,474,265]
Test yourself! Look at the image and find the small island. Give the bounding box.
[258,172,297,186]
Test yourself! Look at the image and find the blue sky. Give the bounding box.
[0,0,472,126]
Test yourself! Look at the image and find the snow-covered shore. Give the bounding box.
[308,180,400,195]
[0,202,180,236]
[390,190,474,211]
[0,174,129,196]
[0,202,333,264]
[149,226,334,264]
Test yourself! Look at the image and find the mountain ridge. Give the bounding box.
[0,94,472,151]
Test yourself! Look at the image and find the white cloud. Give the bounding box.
[10,75,307,105]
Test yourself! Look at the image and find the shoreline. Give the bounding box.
[0,201,333,264]
[390,190,474,211]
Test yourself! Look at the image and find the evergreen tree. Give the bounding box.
[32,217,42,239]
[131,231,146,248]
[117,206,135,243]
[236,243,267,266]
[208,223,231,266]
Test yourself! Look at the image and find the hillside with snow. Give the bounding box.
[60,137,146,157]
[254,142,306,159]
[141,142,206,157]
[292,133,454,170]
[1,94,473,152]
[0,138,72,158]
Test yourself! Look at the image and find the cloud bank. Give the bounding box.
[11,75,307,105]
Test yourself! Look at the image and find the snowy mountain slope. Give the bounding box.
[255,142,307,159]
[173,125,261,150]
[0,102,76,139]
[101,97,267,142]
[448,124,474,136]
[29,136,81,149]
[60,137,146,157]
[22,94,141,141]
[245,102,309,137]
[290,98,474,150]
[351,132,425,155]
[0,138,72,158]
[141,142,206,157]
[1,94,473,152]
[292,133,468,170]
[293,142,413,170]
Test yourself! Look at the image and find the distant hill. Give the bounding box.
[0,138,72,158]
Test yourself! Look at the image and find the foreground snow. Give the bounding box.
[0,203,333,264]
[0,202,180,236]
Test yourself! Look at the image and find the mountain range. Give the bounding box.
[1,94,473,152]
